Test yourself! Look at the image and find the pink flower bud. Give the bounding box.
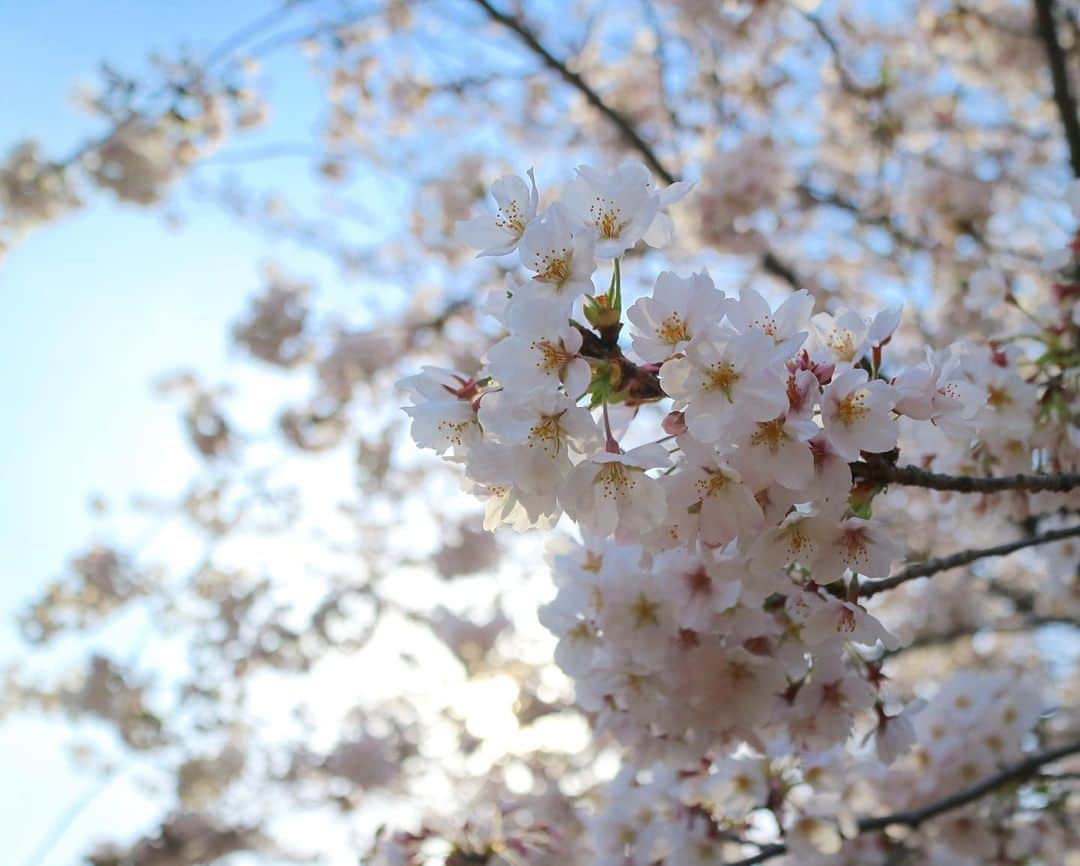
[662,410,688,436]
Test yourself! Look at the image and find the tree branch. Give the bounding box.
[466,0,808,294]
[468,0,675,184]
[860,523,1080,597]
[881,616,1078,659]
[851,461,1080,494]
[726,740,1080,866]
[1032,0,1080,178]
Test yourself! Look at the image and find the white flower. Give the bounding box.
[627,270,728,363]
[561,443,670,538]
[785,815,843,857]
[701,757,767,813]
[874,704,919,764]
[517,202,597,305]
[820,368,897,460]
[725,287,812,354]
[399,366,481,454]
[810,309,870,367]
[477,388,601,493]
[457,169,539,256]
[748,511,834,575]
[600,568,678,665]
[656,548,741,631]
[806,433,853,518]
[801,598,900,650]
[892,347,975,425]
[665,436,764,547]
[463,440,560,531]
[814,517,903,579]
[731,413,819,491]
[660,327,789,444]
[561,162,690,257]
[485,297,592,397]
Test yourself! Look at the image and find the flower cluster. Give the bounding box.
[400,163,1080,863]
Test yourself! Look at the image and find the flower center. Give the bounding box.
[695,469,734,499]
[834,391,870,426]
[986,385,1012,408]
[656,312,690,346]
[528,414,563,456]
[750,418,789,451]
[596,461,635,499]
[532,247,571,285]
[436,418,474,446]
[703,361,741,400]
[590,197,626,239]
[838,527,870,568]
[531,339,575,375]
[827,328,857,361]
[630,593,662,627]
[495,200,526,235]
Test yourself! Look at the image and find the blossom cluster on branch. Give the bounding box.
[398,163,1080,864]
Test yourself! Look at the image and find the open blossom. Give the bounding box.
[814,517,903,579]
[874,703,920,764]
[485,296,592,397]
[626,270,728,363]
[749,510,834,574]
[699,757,767,814]
[725,287,812,354]
[665,436,764,547]
[463,440,559,530]
[457,168,538,256]
[560,161,690,257]
[892,347,975,425]
[801,597,900,650]
[820,368,898,460]
[561,443,670,538]
[660,327,789,444]
[477,388,601,492]
[517,201,597,305]
[731,412,819,491]
[400,366,481,454]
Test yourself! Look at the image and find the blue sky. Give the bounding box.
[0,2,344,862]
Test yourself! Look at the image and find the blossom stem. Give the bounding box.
[602,402,620,453]
[860,523,1080,597]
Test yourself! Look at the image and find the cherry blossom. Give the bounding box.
[457,168,539,256]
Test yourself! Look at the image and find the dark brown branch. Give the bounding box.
[852,461,1080,494]
[1033,0,1080,178]
[466,0,808,294]
[796,183,926,251]
[859,739,1080,830]
[468,0,675,184]
[802,13,887,99]
[727,740,1080,866]
[860,524,1080,597]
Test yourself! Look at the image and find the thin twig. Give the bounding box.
[1032,0,1080,177]
[468,0,675,183]
[860,524,1080,597]
[726,740,1080,866]
[465,0,808,294]
[851,461,1080,494]
[17,773,121,866]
